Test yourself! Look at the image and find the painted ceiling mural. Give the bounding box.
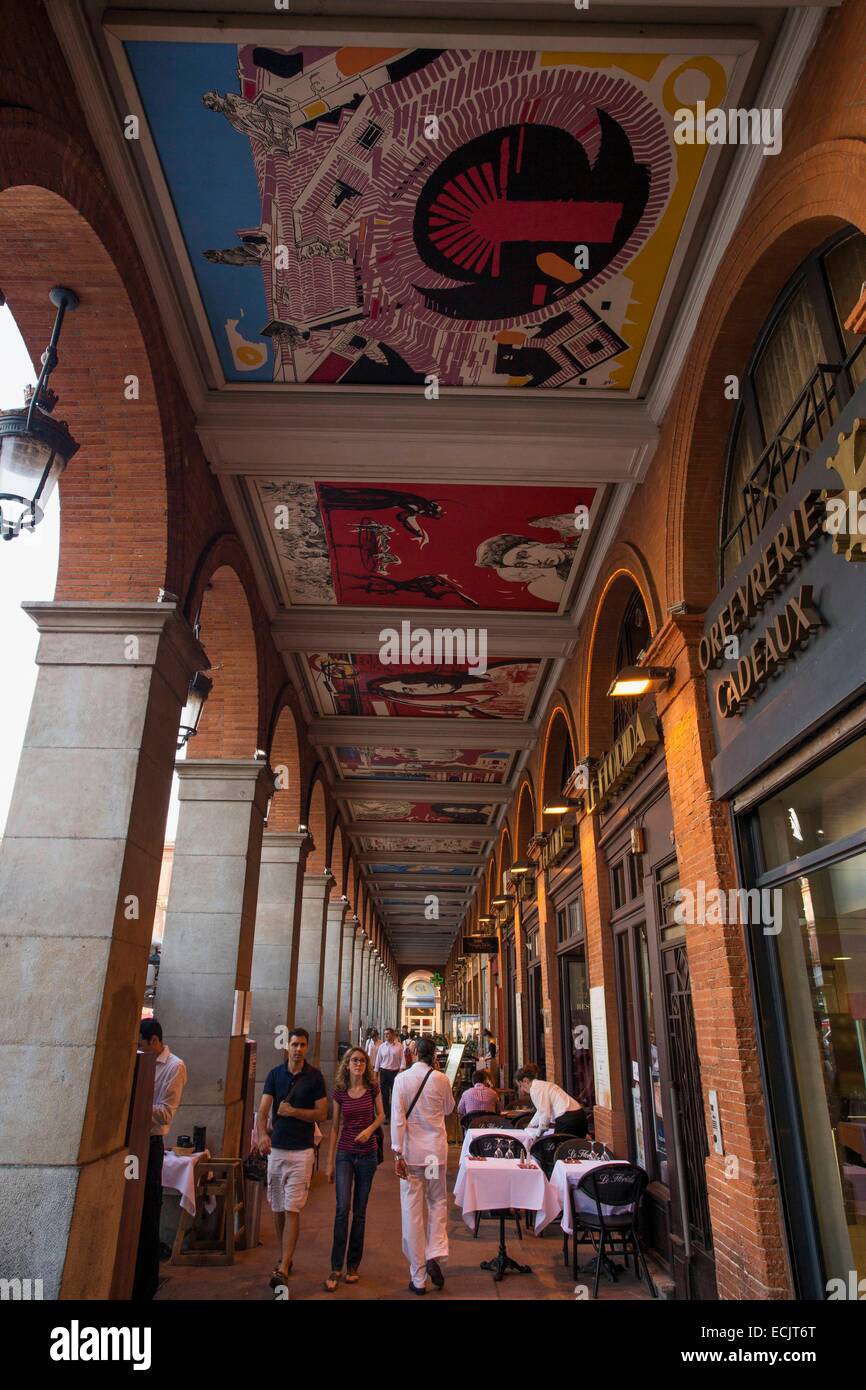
[333,747,511,783]
[255,480,598,611]
[126,40,734,390]
[374,864,476,877]
[349,799,495,824]
[364,835,486,854]
[309,653,542,719]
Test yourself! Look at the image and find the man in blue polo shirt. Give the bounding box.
[257,1027,327,1289]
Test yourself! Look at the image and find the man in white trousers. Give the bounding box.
[390,1034,455,1294]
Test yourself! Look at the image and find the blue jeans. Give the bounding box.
[330,1150,378,1272]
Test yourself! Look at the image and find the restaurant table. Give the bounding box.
[453,1155,563,1281]
[459,1126,550,1164]
[547,1157,633,1233]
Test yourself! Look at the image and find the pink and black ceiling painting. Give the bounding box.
[258,480,597,611]
[309,653,542,720]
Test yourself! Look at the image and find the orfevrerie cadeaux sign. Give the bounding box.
[703,401,866,799]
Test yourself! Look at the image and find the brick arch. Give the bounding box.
[485,859,496,913]
[667,140,866,612]
[266,698,302,832]
[515,777,536,856]
[329,821,345,888]
[304,772,329,874]
[496,825,512,892]
[0,177,169,602]
[189,564,258,759]
[582,555,659,758]
[540,703,578,813]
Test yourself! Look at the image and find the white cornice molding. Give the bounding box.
[308,718,533,749]
[645,4,830,425]
[46,0,210,414]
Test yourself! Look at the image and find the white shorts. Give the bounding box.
[267,1147,316,1213]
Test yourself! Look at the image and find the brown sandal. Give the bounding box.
[344,1271,359,1284]
[325,1271,341,1292]
[269,1263,292,1290]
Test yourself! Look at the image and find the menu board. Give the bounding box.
[444,1043,466,1087]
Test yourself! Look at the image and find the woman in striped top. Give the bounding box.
[324,1047,384,1291]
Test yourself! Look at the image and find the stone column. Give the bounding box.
[157,758,274,1158]
[293,872,334,1063]
[351,933,366,1044]
[339,919,358,1049]
[0,601,205,1298]
[249,830,310,1104]
[360,938,373,1037]
[319,897,348,1090]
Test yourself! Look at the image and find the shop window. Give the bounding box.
[611,852,642,913]
[749,731,866,1288]
[558,893,585,946]
[721,229,866,583]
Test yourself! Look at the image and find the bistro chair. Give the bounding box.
[531,1133,578,1181]
[469,1113,514,1130]
[510,1110,535,1129]
[555,1139,612,1265]
[570,1162,656,1299]
[467,1133,526,1242]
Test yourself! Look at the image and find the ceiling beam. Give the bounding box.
[333,780,511,804]
[309,718,533,749]
[347,821,495,841]
[274,611,577,659]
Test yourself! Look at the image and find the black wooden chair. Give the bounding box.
[467,1133,526,1241]
[510,1110,535,1129]
[570,1162,656,1298]
[467,1113,513,1130]
[556,1140,612,1264]
[531,1133,577,1181]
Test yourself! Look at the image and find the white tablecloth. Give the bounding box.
[459,1127,549,1164]
[549,1159,632,1234]
[453,1156,562,1232]
[162,1150,207,1215]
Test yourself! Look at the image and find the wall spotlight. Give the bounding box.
[607,666,673,699]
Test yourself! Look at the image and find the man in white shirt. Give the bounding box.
[373,1027,405,1123]
[133,1018,188,1300]
[364,1029,380,1061]
[390,1035,455,1294]
[515,1068,588,1138]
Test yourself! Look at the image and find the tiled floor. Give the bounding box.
[156,1136,657,1302]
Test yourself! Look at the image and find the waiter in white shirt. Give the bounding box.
[390,1035,455,1294]
[515,1067,588,1138]
[373,1027,405,1123]
[133,1017,188,1300]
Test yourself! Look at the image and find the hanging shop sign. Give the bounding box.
[584,710,659,814]
[463,935,499,954]
[535,821,575,870]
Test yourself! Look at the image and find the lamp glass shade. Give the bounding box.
[491,895,511,907]
[177,671,213,747]
[509,861,532,876]
[543,803,572,815]
[0,404,78,540]
[609,675,651,697]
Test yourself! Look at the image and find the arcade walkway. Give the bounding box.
[155,1141,658,1303]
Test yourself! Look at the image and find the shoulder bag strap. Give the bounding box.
[405,1066,434,1120]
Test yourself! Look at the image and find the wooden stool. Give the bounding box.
[170,1159,247,1266]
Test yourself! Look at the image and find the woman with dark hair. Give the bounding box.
[323,1047,384,1291]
